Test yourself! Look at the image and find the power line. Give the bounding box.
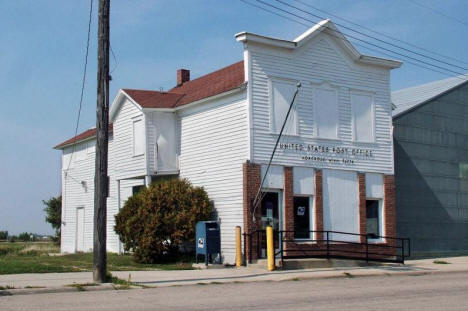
[272,0,468,73]
[240,0,310,28]
[408,0,468,28]
[291,0,468,66]
[66,0,94,171]
[250,0,468,78]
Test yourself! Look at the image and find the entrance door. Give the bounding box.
[261,192,281,255]
[76,207,85,252]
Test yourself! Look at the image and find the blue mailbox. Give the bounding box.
[195,221,220,265]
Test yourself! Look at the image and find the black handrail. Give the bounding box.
[244,229,410,267]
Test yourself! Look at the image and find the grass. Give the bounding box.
[433,260,451,264]
[0,285,15,290]
[0,242,194,275]
[343,272,354,278]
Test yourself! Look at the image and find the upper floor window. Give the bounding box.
[133,119,145,156]
[314,87,338,140]
[270,79,297,136]
[351,92,374,143]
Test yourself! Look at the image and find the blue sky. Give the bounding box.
[0,0,467,235]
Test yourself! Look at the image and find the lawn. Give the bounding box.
[0,242,194,274]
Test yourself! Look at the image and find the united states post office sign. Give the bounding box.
[278,142,374,165]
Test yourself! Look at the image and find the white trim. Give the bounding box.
[236,19,402,69]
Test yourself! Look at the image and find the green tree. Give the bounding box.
[43,195,62,243]
[17,232,32,241]
[115,178,213,263]
[0,231,7,240]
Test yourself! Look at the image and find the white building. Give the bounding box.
[55,20,401,264]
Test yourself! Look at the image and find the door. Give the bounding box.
[76,207,85,252]
[261,192,281,256]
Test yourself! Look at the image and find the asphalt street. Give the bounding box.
[2,272,468,310]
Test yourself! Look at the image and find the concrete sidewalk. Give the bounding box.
[0,256,466,295]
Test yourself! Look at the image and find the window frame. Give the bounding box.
[132,117,145,157]
[365,198,384,243]
[268,77,299,136]
[350,90,376,144]
[293,195,315,242]
[312,83,339,141]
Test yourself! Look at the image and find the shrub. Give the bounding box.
[115,178,213,263]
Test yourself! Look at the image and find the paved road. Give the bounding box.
[2,272,468,310]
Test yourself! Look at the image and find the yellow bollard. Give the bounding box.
[266,226,275,271]
[235,226,242,267]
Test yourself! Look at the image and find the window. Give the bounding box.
[314,88,338,139]
[351,93,374,143]
[133,119,145,156]
[270,80,297,135]
[74,142,87,161]
[132,185,144,195]
[294,196,312,239]
[366,199,381,238]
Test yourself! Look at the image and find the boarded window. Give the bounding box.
[351,93,374,142]
[271,80,297,135]
[315,88,338,139]
[133,119,145,156]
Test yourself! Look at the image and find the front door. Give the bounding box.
[261,192,280,255]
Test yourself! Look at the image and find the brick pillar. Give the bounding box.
[243,161,261,261]
[314,170,324,242]
[358,173,367,243]
[383,175,396,239]
[283,167,294,242]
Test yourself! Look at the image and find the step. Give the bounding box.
[248,258,378,270]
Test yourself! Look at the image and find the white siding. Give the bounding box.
[248,33,394,174]
[178,93,248,264]
[322,169,359,242]
[113,98,147,180]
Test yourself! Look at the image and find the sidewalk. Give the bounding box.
[1,256,467,295]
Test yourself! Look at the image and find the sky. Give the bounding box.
[0,0,467,235]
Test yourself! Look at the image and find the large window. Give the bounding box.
[294,196,312,239]
[351,93,374,143]
[133,119,145,156]
[270,80,297,135]
[366,199,381,238]
[314,88,338,139]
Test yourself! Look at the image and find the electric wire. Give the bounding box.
[408,0,468,28]
[271,0,468,73]
[66,0,94,171]
[291,0,468,66]
[244,0,468,80]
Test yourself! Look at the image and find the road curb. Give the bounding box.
[2,268,468,296]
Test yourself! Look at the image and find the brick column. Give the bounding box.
[358,173,367,243]
[383,175,396,239]
[283,167,294,241]
[314,170,324,242]
[242,161,261,261]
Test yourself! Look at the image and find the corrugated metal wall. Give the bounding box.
[394,83,468,256]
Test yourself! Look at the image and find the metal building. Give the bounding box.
[392,76,468,257]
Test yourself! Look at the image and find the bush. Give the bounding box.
[0,231,7,240]
[115,178,213,263]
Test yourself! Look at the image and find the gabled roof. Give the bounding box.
[54,124,113,149]
[235,19,402,69]
[56,61,245,149]
[120,60,245,110]
[392,74,468,118]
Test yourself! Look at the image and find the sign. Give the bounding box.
[198,238,204,249]
[297,206,306,216]
[278,142,374,165]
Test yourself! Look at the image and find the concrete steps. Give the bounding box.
[248,258,382,270]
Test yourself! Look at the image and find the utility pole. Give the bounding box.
[94,0,110,283]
